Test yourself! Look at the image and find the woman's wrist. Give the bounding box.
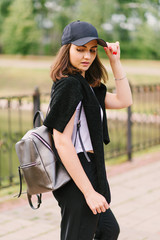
[110,59,126,80]
[83,186,95,198]
[114,75,127,81]
[109,58,121,67]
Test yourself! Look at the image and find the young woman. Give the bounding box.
[44,21,132,240]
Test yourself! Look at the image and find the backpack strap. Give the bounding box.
[27,193,42,210]
[74,103,91,162]
[18,166,23,197]
[14,166,23,198]
[33,110,44,127]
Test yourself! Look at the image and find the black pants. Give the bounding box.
[53,153,120,240]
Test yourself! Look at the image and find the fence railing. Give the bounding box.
[0,84,160,188]
[105,84,160,160]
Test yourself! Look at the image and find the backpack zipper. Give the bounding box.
[31,132,53,153]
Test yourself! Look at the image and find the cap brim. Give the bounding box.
[72,37,107,47]
[97,39,108,47]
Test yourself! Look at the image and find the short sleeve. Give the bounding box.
[93,83,107,106]
[43,76,83,133]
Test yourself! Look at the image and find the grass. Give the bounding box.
[0,180,27,203]
[0,108,33,184]
[0,67,52,96]
[106,144,160,166]
[0,55,160,96]
[0,108,33,132]
[104,119,160,161]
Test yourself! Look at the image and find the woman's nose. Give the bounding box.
[84,51,91,59]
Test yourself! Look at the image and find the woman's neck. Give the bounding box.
[81,71,85,78]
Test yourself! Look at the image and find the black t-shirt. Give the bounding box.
[43,76,83,133]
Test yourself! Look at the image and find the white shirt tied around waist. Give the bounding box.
[72,101,103,154]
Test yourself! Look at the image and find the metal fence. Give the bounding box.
[0,84,160,188]
[105,84,160,159]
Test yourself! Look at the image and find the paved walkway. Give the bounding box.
[0,151,160,240]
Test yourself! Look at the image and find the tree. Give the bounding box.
[0,0,159,58]
[1,0,41,54]
[110,0,160,58]
[31,0,79,55]
[50,0,79,54]
[0,0,12,52]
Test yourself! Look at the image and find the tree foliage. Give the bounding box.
[0,0,159,59]
[1,0,40,54]
[113,0,160,58]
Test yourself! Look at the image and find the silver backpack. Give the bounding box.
[15,111,71,209]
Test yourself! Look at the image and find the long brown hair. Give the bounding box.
[50,44,108,86]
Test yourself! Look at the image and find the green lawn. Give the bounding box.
[0,55,160,96]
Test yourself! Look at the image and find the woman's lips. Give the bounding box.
[81,62,90,66]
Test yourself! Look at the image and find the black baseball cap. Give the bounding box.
[61,20,107,47]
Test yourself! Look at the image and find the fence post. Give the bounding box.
[127,106,132,160]
[33,87,41,127]
[8,99,13,184]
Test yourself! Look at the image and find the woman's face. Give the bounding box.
[69,40,97,77]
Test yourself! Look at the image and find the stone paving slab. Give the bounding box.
[110,158,160,240]
[0,151,160,240]
[0,195,61,240]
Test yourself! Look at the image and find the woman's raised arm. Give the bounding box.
[104,42,133,109]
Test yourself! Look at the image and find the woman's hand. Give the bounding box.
[104,41,120,63]
[84,189,110,215]
[103,41,133,109]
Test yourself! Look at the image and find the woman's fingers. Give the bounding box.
[92,206,104,215]
[85,190,110,215]
[92,208,97,215]
[96,207,102,214]
[92,203,109,215]
[101,205,107,212]
[104,41,120,60]
[106,42,119,55]
[91,198,110,215]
